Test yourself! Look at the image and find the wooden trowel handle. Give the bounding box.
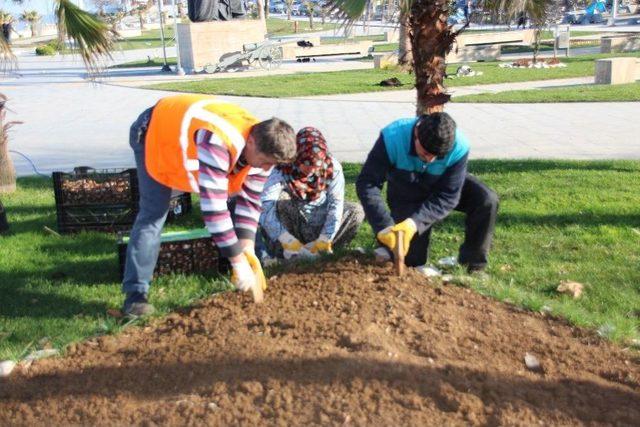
[394,230,405,277]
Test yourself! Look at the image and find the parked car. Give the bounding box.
[291,2,303,15]
[269,1,286,13]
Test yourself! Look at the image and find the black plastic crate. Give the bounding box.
[118,229,230,280]
[53,167,139,233]
[53,167,139,206]
[52,167,192,233]
[168,192,192,221]
[0,200,8,234]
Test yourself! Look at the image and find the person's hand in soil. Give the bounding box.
[306,235,333,255]
[377,218,417,256]
[230,255,256,292]
[244,249,267,291]
[279,231,305,259]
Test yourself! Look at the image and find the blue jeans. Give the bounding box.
[121,108,173,295]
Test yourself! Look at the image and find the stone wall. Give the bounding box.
[594,57,638,84]
[600,36,640,54]
[177,19,267,73]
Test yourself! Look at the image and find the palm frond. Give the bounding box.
[326,0,368,23]
[56,0,115,74]
[19,10,41,23]
[488,0,554,23]
[0,36,16,72]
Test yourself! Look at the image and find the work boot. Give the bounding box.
[122,292,155,317]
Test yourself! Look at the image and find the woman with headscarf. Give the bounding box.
[258,127,364,260]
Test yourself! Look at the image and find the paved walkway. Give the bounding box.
[2,48,639,177]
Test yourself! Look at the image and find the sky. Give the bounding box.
[3,0,94,18]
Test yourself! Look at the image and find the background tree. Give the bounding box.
[104,10,125,33]
[133,0,153,30]
[0,10,13,26]
[257,0,266,20]
[305,1,316,28]
[397,0,412,70]
[320,1,330,24]
[486,0,556,63]
[285,0,295,19]
[177,0,185,18]
[329,0,468,114]
[19,10,40,38]
[0,94,21,194]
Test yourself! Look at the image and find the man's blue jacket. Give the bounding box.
[356,117,469,235]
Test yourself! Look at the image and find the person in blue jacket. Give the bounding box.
[356,112,498,272]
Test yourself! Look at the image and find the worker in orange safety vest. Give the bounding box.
[122,94,296,316]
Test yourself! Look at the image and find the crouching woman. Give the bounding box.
[258,127,364,259]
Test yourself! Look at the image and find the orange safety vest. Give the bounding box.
[144,94,258,194]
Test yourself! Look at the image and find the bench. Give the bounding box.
[600,36,640,54]
[446,30,535,63]
[594,57,639,84]
[280,40,373,60]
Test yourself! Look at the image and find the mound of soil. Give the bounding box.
[1,259,639,426]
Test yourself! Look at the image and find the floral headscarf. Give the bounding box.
[279,127,334,202]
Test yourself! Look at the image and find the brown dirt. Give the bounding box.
[1,258,639,426]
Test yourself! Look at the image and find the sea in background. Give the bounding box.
[4,0,93,31]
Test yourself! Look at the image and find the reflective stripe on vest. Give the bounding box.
[145,94,258,194]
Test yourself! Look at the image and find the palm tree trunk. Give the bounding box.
[0,138,16,194]
[0,96,19,194]
[57,14,66,46]
[398,11,412,71]
[30,22,37,38]
[410,0,460,115]
[257,0,265,21]
[532,26,542,64]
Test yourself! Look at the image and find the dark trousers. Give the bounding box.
[258,200,365,259]
[389,174,498,270]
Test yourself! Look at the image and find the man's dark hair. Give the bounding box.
[416,112,457,158]
[250,118,296,163]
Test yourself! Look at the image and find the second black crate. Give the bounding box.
[118,229,230,280]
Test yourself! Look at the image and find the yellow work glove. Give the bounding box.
[306,235,333,255]
[230,257,255,292]
[244,249,267,291]
[279,232,304,260]
[376,218,417,257]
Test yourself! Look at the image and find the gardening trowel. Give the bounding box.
[394,230,405,277]
[251,282,264,303]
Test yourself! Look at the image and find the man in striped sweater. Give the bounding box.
[122,95,296,316]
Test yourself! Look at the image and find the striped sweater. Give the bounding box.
[196,129,270,259]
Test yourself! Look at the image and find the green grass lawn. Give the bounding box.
[500,39,600,54]
[147,52,640,98]
[454,81,640,103]
[321,34,387,44]
[111,56,177,69]
[266,17,337,36]
[464,29,599,38]
[115,27,176,51]
[112,18,336,51]
[1,160,639,361]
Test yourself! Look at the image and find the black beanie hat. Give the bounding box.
[416,112,457,158]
